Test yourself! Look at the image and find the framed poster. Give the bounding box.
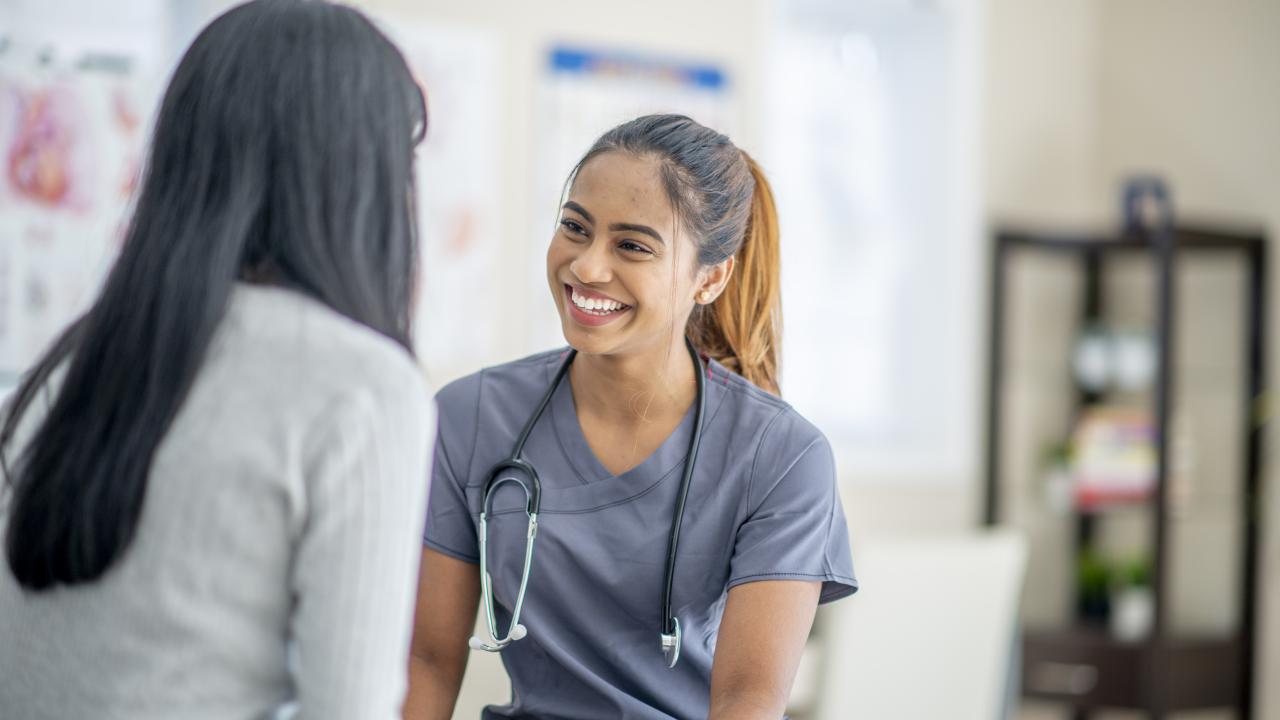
[375,18,503,382]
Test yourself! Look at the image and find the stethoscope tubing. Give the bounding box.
[471,339,705,668]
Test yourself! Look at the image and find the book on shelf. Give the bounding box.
[1070,406,1156,511]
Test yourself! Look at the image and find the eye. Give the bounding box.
[560,218,587,237]
[619,240,653,256]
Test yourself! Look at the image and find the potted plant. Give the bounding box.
[1076,547,1112,625]
[1110,556,1154,642]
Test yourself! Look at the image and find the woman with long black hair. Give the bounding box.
[0,2,432,718]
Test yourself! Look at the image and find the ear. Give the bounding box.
[694,256,735,306]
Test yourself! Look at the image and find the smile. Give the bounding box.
[563,284,631,326]
[570,287,628,314]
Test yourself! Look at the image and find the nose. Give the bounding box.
[569,239,613,285]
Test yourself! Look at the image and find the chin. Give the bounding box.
[560,323,614,355]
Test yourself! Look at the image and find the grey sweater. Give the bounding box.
[0,284,435,720]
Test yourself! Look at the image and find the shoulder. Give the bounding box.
[749,404,835,514]
[707,357,825,453]
[231,283,427,398]
[435,347,566,418]
[222,284,431,442]
[431,348,566,474]
[706,359,833,507]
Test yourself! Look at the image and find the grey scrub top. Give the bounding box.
[425,349,857,720]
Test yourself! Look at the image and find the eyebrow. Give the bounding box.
[562,201,666,246]
[563,201,594,224]
[610,222,665,246]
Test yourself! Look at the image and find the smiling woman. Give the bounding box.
[407,114,856,720]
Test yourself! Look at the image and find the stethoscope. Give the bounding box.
[468,338,706,669]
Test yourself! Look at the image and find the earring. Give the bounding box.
[698,292,711,304]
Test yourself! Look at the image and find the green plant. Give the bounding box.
[1115,556,1151,589]
[1077,548,1113,595]
[1076,547,1114,623]
[1041,441,1073,469]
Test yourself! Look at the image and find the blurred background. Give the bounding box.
[0,0,1276,718]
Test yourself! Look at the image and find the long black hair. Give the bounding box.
[1,0,427,590]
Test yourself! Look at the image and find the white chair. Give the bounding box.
[813,530,1028,720]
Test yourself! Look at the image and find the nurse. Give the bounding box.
[407,114,857,720]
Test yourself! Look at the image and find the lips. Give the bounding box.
[563,284,631,327]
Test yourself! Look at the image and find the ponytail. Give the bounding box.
[688,153,782,394]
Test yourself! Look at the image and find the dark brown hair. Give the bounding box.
[570,114,782,393]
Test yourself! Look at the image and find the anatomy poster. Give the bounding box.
[0,64,151,380]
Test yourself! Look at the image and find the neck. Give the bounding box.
[569,336,697,428]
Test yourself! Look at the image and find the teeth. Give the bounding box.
[571,288,625,314]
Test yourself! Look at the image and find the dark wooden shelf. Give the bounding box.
[997,224,1265,254]
[984,213,1267,718]
[1022,627,1242,712]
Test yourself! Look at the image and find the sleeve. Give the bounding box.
[289,367,435,720]
[422,374,481,563]
[727,411,858,604]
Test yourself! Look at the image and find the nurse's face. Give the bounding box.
[547,151,708,358]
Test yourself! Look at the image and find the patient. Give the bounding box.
[0,2,432,718]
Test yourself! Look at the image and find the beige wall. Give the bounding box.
[984,0,1106,226]
[1095,4,1280,718]
[983,1,1280,718]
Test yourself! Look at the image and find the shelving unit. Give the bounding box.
[982,223,1267,718]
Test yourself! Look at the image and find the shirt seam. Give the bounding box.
[748,415,826,518]
[745,407,788,514]
[758,439,826,519]
[707,362,789,410]
[727,571,858,582]
[822,465,838,576]
[423,536,479,565]
[465,367,488,484]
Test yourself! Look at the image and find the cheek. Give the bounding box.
[546,237,569,274]
[628,265,683,317]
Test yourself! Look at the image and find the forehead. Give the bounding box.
[568,152,676,231]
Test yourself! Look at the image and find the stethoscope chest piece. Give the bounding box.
[660,616,682,668]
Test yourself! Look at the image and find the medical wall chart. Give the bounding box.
[379,19,503,383]
[0,55,153,383]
